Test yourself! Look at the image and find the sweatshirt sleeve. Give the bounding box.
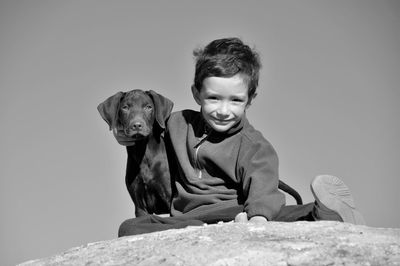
[239,137,285,220]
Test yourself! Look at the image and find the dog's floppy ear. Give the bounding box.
[97,91,124,130]
[147,90,174,129]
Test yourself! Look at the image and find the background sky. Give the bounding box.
[1,1,399,265]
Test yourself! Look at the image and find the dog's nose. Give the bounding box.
[132,122,142,129]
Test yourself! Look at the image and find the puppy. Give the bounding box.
[98,89,173,217]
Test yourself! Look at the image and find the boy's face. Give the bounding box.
[192,74,249,133]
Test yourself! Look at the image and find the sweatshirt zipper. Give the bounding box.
[193,134,210,179]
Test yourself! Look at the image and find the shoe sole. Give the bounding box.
[311,175,365,225]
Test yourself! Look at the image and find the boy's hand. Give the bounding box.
[234,212,248,223]
[249,216,268,223]
[234,212,268,223]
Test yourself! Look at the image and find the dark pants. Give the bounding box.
[118,203,315,237]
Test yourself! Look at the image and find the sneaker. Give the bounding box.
[310,175,366,225]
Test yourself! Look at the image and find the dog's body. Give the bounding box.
[98,90,173,217]
[125,136,171,216]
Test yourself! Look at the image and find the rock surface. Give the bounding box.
[20,221,400,266]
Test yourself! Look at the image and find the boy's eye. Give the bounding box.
[232,98,245,103]
[207,96,218,100]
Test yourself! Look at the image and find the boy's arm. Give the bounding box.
[239,139,285,221]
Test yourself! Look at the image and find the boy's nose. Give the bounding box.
[216,102,230,117]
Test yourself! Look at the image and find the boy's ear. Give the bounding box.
[191,85,202,105]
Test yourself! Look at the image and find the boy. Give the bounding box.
[118,37,364,236]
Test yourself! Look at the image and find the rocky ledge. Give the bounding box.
[20,221,400,266]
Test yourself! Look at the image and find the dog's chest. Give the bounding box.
[126,140,168,185]
[137,154,155,183]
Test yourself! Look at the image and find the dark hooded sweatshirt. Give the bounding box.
[167,110,285,220]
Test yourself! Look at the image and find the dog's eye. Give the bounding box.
[145,105,153,110]
[121,105,129,111]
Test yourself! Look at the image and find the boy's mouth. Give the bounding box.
[213,118,233,124]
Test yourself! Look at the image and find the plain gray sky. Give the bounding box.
[1,1,399,265]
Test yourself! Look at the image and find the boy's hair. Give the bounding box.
[193,37,261,103]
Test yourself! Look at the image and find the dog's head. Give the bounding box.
[97,89,174,146]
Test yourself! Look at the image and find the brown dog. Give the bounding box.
[98,90,173,217]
